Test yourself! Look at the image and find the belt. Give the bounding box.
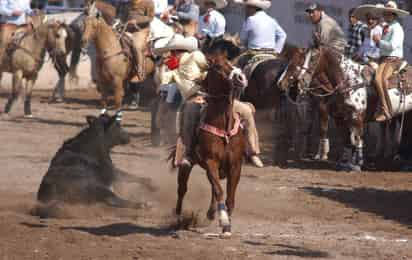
[0,23,28,29]
[380,56,401,62]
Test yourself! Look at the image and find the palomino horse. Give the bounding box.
[170,53,247,237]
[278,46,412,171]
[80,13,155,111]
[50,0,117,102]
[2,20,70,117]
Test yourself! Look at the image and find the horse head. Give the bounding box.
[203,34,242,61]
[80,13,101,51]
[205,51,247,101]
[277,47,316,94]
[46,21,71,57]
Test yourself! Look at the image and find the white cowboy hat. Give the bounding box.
[198,0,227,9]
[233,0,271,10]
[353,4,384,21]
[375,1,410,18]
[152,34,198,55]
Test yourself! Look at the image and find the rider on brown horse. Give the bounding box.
[156,33,264,168]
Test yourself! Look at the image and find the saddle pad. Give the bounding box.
[243,54,278,80]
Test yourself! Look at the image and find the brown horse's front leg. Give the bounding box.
[205,159,230,237]
[207,185,217,220]
[226,163,241,217]
[113,77,125,111]
[175,165,192,216]
[314,100,330,160]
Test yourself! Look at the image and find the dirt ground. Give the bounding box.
[0,87,411,260]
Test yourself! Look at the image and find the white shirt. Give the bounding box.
[240,11,287,53]
[153,0,168,16]
[358,25,382,61]
[198,9,226,38]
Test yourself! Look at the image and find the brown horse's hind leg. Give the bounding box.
[175,165,193,216]
[4,70,23,114]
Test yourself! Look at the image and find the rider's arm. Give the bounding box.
[273,18,287,53]
[176,4,199,21]
[0,0,14,16]
[378,24,404,54]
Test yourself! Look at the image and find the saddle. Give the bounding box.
[237,50,279,80]
[386,61,412,95]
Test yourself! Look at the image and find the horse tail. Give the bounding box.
[167,145,178,171]
[68,28,82,81]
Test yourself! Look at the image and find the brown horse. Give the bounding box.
[278,46,404,171]
[2,20,69,117]
[170,52,247,237]
[203,37,301,165]
[80,13,155,110]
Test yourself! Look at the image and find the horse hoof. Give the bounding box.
[206,210,216,221]
[220,225,232,238]
[24,114,34,119]
[336,162,361,172]
[313,154,328,161]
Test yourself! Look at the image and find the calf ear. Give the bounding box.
[86,115,97,125]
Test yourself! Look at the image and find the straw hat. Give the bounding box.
[353,4,384,21]
[152,34,198,55]
[375,1,410,18]
[198,0,227,9]
[233,0,271,10]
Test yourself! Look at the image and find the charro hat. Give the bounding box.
[233,0,271,10]
[199,0,227,9]
[353,4,384,21]
[375,1,410,18]
[152,34,198,55]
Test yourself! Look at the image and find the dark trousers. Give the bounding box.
[180,101,202,157]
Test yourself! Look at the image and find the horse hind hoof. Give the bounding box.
[24,114,34,118]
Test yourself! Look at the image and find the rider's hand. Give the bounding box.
[12,10,23,17]
[195,33,204,40]
[372,34,381,43]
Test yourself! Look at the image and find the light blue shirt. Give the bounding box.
[379,21,404,58]
[240,11,287,53]
[0,0,31,25]
[198,9,225,38]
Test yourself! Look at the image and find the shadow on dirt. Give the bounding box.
[303,187,412,228]
[266,243,329,258]
[61,222,171,237]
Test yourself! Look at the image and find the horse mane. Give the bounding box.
[280,42,301,60]
[205,38,241,61]
[95,1,117,24]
